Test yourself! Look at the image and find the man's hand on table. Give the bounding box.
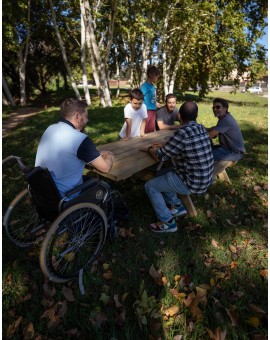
[100,150,115,161]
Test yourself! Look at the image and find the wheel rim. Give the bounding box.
[3,189,46,247]
[46,206,106,280]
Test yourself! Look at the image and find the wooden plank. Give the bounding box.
[93,130,175,181]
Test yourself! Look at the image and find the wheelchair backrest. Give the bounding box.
[24,166,61,222]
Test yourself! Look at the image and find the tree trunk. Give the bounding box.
[48,0,81,100]
[81,0,112,107]
[140,33,152,85]
[2,76,16,106]
[80,10,91,105]
[115,46,120,98]
[16,0,31,106]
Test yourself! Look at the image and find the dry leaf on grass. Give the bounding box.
[23,322,34,340]
[103,270,113,280]
[206,327,227,340]
[211,239,219,248]
[229,245,237,253]
[149,264,164,286]
[62,286,75,302]
[225,307,239,326]
[113,294,122,308]
[259,269,268,278]
[164,305,179,317]
[7,316,23,338]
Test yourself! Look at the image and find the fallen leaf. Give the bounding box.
[174,275,181,282]
[259,269,268,278]
[225,307,239,326]
[23,322,34,340]
[206,327,227,340]
[179,274,192,287]
[103,270,113,280]
[246,316,260,328]
[121,292,129,302]
[249,304,265,314]
[253,186,262,192]
[57,300,67,318]
[62,286,75,302]
[164,305,179,317]
[210,278,216,287]
[211,239,219,248]
[113,294,122,308]
[230,261,238,269]
[149,264,164,286]
[207,210,213,218]
[229,245,237,253]
[100,293,110,305]
[103,263,110,271]
[196,286,208,304]
[7,316,23,338]
[43,282,56,298]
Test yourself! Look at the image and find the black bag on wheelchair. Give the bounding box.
[24,167,112,223]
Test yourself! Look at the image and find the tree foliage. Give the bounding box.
[2,0,267,104]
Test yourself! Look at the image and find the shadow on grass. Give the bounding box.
[2,103,267,338]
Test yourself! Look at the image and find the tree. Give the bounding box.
[48,0,81,100]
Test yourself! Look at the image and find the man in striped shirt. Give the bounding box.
[145,101,214,233]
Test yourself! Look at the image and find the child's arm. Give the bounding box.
[121,118,132,141]
[140,118,147,137]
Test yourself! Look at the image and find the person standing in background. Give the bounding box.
[141,66,161,133]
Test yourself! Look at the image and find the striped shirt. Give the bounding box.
[157,121,214,194]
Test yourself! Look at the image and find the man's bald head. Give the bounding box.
[179,101,198,122]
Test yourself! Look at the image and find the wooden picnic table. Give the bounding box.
[94,130,175,181]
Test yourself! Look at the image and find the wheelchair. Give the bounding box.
[3,156,128,284]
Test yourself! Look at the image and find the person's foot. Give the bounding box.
[148,219,177,233]
[170,205,187,217]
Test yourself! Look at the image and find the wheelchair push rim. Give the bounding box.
[39,202,108,283]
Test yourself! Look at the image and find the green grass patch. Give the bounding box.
[2,91,267,339]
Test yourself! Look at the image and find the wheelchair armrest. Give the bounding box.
[64,178,99,198]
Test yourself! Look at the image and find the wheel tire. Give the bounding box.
[39,202,108,283]
[3,189,46,247]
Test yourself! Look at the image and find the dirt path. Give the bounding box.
[2,107,43,137]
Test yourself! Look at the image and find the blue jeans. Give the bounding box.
[145,170,190,223]
[212,146,243,162]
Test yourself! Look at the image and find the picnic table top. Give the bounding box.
[93,130,175,181]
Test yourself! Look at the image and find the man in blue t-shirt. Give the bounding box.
[35,98,115,197]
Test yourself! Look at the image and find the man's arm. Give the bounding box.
[91,151,115,173]
[121,118,132,141]
[207,127,219,139]
[140,118,147,137]
[157,120,179,130]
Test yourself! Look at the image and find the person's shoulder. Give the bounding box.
[157,105,166,114]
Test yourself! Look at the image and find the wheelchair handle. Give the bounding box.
[2,155,31,174]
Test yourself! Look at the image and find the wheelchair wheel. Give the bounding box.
[40,202,108,283]
[3,189,46,247]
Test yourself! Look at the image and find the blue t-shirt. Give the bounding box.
[141,81,157,110]
[35,120,100,197]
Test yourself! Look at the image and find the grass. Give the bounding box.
[2,90,268,339]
